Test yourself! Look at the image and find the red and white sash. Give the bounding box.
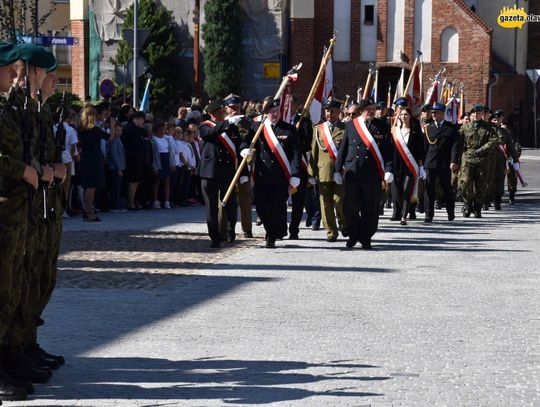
[201,120,237,163]
[392,126,420,200]
[319,122,338,161]
[262,119,292,180]
[352,117,385,180]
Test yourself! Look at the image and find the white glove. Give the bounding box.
[308,177,317,186]
[333,172,343,185]
[384,172,394,183]
[239,176,249,184]
[513,162,520,171]
[228,115,244,125]
[419,166,426,180]
[240,148,253,159]
[290,176,300,188]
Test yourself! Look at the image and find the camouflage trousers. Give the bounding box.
[0,187,28,346]
[458,161,490,206]
[507,167,518,193]
[491,155,507,203]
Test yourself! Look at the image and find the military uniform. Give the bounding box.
[505,127,522,204]
[458,118,499,217]
[491,117,519,210]
[310,119,346,240]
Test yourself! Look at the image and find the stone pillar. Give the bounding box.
[70,0,89,100]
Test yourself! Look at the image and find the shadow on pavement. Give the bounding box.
[31,357,386,404]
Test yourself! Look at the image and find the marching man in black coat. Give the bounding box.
[197,100,245,248]
[247,97,302,248]
[422,102,460,222]
[334,98,394,249]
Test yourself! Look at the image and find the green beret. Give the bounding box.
[0,42,20,67]
[46,49,58,73]
[17,43,57,70]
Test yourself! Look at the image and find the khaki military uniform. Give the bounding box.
[310,121,346,239]
[457,120,499,213]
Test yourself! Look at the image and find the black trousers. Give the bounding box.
[289,178,307,236]
[391,174,414,219]
[424,168,455,219]
[201,178,237,243]
[255,183,289,240]
[343,180,381,244]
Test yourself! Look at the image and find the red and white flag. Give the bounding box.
[444,97,459,124]
[407,62,423,117]
[309,56,333,125]
[392,68,405,108]
[425,79,441,105]
[280,73,298,124]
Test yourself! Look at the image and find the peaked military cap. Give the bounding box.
[394,97,408,107]
[0,43,20,67]
[17,43,57,70]
[376,101,387,110]
[470,104,484,113]
[493,109,504,117]
[223,94,241,106]
[421,103,432,112]
[323,97,341,110]
[206,99,224,113]
[262,97,280,113]
[358,98,375,111]
[431,102,446,112]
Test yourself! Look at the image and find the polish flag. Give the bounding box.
[407,62,422,117]
[309,57,333,125]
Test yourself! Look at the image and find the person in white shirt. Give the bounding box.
[151,121,175,209]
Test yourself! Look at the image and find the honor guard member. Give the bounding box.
[248,97,301,248]
[3,43,58,388]
[310,97,347,242]
[222,94,254,238]
[422,102,460,222]
[489,110,519,210]
[457,104,499,217]
[197,100,245,248]
[0,42,38,401]
[503,120,522,204]
[420,104,434,127]
[334,98,394,249]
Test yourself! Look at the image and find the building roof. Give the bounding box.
[452,0,493,33]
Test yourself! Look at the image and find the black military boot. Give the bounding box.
[494,197,502,210]
[25,344,60,370]
[408,203,417,220]
[473,204,482,218]
[0,371,27,401]
[2,347,52,384]
[33,344,65,366]
[509,190,516,205]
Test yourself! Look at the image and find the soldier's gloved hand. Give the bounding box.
[290,176,300,188]
[228,115,244,125]
[23,165,38,189]
[240,148,254,159]
[513,162,520,171]
[419,166,426,180]
[239,176,249,184]
[308,177,317,186]
[333,172,343,185]
[384,172,394,183]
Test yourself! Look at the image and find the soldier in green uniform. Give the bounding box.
[482,106,497,210]
[0,42,38,402]
[489,110,519,210]
[503,120,522,205]
[309,98,347,242]
[2,44,58,386]
[457,104,499,218]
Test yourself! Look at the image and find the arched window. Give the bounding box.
[441,27,459,63]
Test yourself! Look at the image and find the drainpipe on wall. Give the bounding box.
[488,73,500,109]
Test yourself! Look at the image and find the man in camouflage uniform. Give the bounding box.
[458,104,499,218]
[482,106,498,210]
[0,42,39,401]
[489,110,519,210]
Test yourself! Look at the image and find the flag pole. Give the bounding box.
[393,51,422,126]
[362,62,375,99]
[296,35,337,130]
[221,63,303,207]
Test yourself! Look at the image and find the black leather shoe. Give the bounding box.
[243,231,253,238]
[209,241,221,248]
[311,223,320,231]
[32,344,65,366]
[345,238,357,248]
[227,233,236,243]
[424,217,433,223]
[408,212,417,220]
[0,371,33,395]
[27,347,60,370]
[361,241,372,250]
[265,239,276,248]
[0,373,27,401]
[448,213,455,221]
[494,202,502,210]
[288,234,299,240]
[326,236,337,242]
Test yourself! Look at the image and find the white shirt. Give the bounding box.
[168,136,182,167]
[153,136,170,153]
[179,140,196,169]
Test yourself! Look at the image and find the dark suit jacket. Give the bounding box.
[196,120,243,181]
[251,119,301,185]
[335,117,394,183]
[393,125,425,178]
[423,120,460,170]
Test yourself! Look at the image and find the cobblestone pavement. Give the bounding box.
[8,153,540,407]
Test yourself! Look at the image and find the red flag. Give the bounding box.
[309,57,333,125]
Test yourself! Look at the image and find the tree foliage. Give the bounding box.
[111,0,179,113]
[201,0,242,98]
[0,0,56,42]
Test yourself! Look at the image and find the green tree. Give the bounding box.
[202,0,242,98]
[0,0,56,42]
[111,0,178,113]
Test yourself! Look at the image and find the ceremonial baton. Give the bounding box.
[220,62,303,207]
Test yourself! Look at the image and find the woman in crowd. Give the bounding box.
[390,107,425,225]
[78,105,114,221]
[121,111,146,210]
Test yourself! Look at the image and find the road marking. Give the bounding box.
[520,155,540,161]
